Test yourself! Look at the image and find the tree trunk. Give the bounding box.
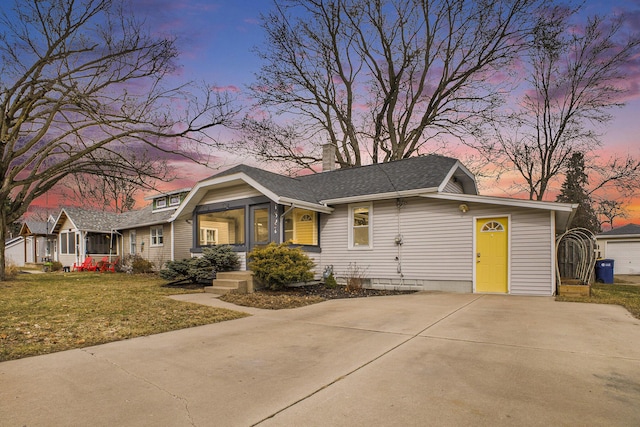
[0,207,7,281]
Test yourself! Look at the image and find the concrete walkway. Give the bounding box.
[1,292,639,426]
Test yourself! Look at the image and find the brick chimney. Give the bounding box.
[322,143,336,172]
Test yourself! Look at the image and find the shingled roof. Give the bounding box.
[114,204,176,229]
[53,207,122,233]
[598,223,640,237]
[20,219,55,236]
[205,155,471,204]
[300,155,461,200]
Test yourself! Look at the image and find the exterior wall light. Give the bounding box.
[458,204,469,213]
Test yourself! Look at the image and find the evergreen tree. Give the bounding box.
[556,153,601,233]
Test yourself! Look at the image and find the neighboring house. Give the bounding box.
[172,154,577,296]
[19,218,57,264]
[5,237,25,267]
[596,224,640,274]
[51,207,121,268]
[116,188,191,267]
[50,189,191,270]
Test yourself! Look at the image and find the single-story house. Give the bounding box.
[50,189,191,270]
[19,218,57,263]
[596,224,640,274]
[51,207,122,268]
[171,154,577,296]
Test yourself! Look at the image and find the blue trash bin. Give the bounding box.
[595,259,614,284]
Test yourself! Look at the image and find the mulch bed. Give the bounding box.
[219,283,416,310]
[283,283,416,299]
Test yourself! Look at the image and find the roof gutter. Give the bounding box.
[278,197,334,213]
[321,188,438,205]
[422,193,576,212]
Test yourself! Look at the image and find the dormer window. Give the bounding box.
[169,195,181,206]
[156,198,167,209]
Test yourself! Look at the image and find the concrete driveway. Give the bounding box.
[1,292,639,426]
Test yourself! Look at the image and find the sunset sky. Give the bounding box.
[30,0,640,224]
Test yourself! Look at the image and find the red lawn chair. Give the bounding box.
[75,256,94,272]
[102,257,119,273]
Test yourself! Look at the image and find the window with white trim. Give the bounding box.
[199,228,218,246]
[349,203,372,248]
[150,226,164,246]
[155,198,167,209]
[60,232,76,255]
[169,195,181,206]
[283,208,318,245]
[130,230,137,254]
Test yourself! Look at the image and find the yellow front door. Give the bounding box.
[475,217,508,293]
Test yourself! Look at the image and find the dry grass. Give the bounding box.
[556,283,640,319]
[0,272,248,361]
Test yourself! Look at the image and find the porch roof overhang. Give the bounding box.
[422,193,577,233]
[172,172,333,221]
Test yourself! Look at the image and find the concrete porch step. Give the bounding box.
[204,278,248,295]
[213,271,256,293]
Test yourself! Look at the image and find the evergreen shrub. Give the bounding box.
[248,243,315,291]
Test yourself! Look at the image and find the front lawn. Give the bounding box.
[556,283,640,319]
[0,273,248,362]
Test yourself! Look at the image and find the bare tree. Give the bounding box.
[240,0,540,171]
[476,6,640,200]
[0,0,237,279]
[596,199,629,231]
[62,150,173,213]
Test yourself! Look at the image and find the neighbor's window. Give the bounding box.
[86,232,111,254]
[155,198,167,209]
[150,226,164,246]
[60,232,76,255]
[199,228,218,245]
[197,208,245,246]
[169,195,181,206]
[349,203,372,248]
[130,230,136,254]
[284,208,318,246]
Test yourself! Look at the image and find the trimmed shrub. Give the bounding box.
[324,272,338,288]
[159,259,191,281]
[248,243,315,291]
[159,245,240,284]
[51,261,63,272]
[202,245,240,272]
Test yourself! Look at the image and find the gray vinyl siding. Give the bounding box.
[443,179,464,193]
[509,209,553,296]
[317,197,555,295]
[199,184,261,205]
[173,220,192,260]
[318,198,473,292]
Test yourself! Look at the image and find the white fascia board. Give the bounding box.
[321,188,439,205]
[438,161,478,193]
[423,193,577,212]
[278,197,334,213]
[172,173,281,220]
[54,209,79,233]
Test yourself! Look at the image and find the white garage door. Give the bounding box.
[606,241,640,274]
